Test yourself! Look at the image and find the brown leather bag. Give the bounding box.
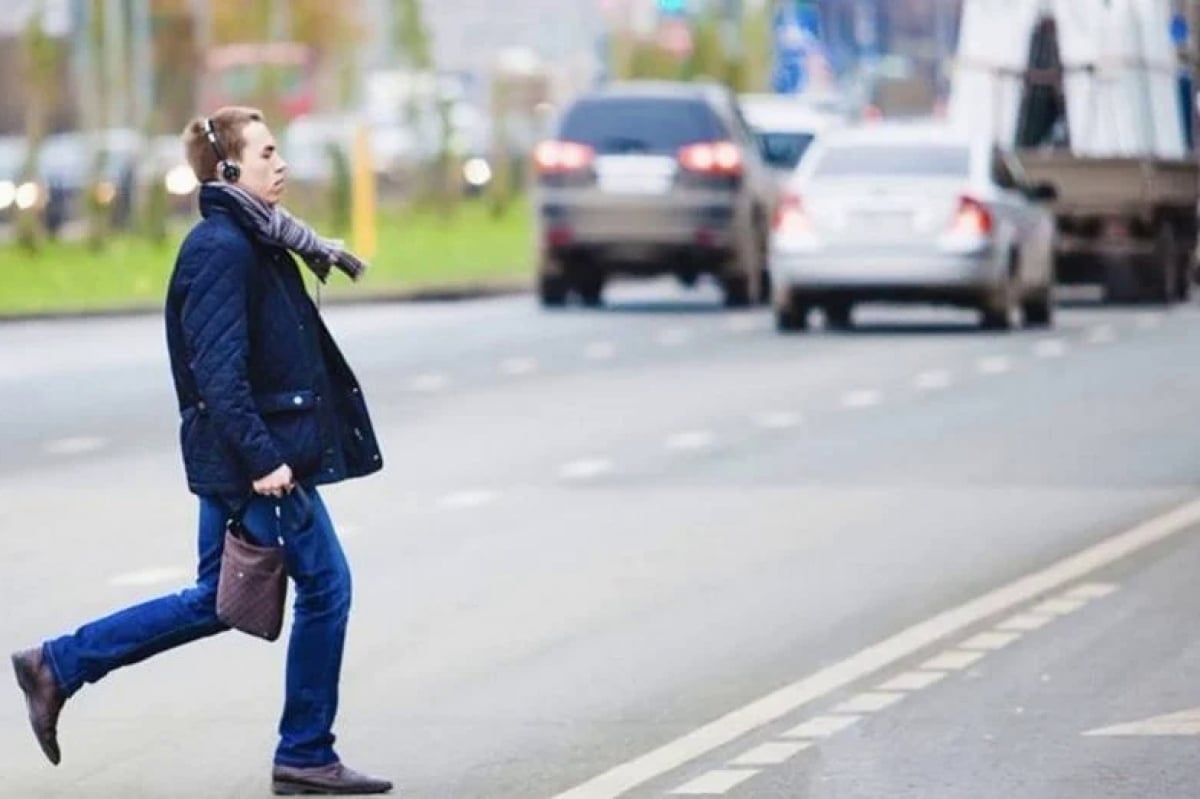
[216,486,311,642]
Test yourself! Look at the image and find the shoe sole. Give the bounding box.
[272,779,391,795]
[11,653,61,766]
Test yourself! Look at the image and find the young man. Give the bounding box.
[11,107,392,795]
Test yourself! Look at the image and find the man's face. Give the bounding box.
[234,121,288,205]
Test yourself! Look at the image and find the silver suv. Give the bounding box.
[534,81,775,308]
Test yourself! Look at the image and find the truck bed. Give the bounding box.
[1017,150,1198,216]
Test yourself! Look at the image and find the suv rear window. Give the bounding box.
[559,97,727,155]
[812,145,970,178]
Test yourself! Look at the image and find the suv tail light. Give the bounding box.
[534,141,595,174]
[773,193,811,233]
[950,196,993,236]
[678,141,743,176]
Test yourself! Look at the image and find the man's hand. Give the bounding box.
[252,463,294,498]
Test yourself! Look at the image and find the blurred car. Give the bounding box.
[0,136,29,224]
[36,129,144,233]
[770,122,1058,332]
[533,81,776,308]
[739,93,845,191]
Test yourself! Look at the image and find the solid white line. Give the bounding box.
[437,489,499,510]
[108,567,190,588]
[728,741,811,767]
[1063,582,1119,600]
[656,327,692,347]
[666,431,716,451]
[914,370,953,391]
[1135,314,1163,330]
[841,389,882,409]
[877,670,947,692]
[1033,339,1068,359]
[409,373,449,392]
[669,769,759,795]
[834,691,905,714]
[559,458,614,481]
[921,650,985,671]
[752,411,802,430]
[500,357,539,376]
[584,342,617,361]
[724,316,761,333]
[782,715,863,739]
[976,356,1012,375]
[43,436,108,456]
[959,631,1021,651]
[994,613,1054,632]
[548,496,1200,799]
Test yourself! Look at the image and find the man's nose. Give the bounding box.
[277,158,288,174]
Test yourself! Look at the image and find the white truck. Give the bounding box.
[949,0,1197,303]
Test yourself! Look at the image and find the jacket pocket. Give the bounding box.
[254,389,322,477]
[255,390,318,414]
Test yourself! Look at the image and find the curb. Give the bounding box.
[0,279,531,324]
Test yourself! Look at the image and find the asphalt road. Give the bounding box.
[2,279,1199,798]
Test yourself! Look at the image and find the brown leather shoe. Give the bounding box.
[272,762,394,795]
[11,647,66,766]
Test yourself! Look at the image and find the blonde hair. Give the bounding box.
[182,106,265,181]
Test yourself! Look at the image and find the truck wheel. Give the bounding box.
[1022,288,1054,328]
[539,275,568,308]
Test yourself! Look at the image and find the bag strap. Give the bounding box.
[227,484,314,541]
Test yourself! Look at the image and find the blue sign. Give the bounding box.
[771,2,822,94]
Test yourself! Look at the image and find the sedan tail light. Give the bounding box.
[773,192,811,234]
[678,141,743,176]
[534,140,595,174]
[950,196,993,237]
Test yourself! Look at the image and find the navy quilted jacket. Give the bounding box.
[164,186,383,496]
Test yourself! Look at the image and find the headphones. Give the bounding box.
[202,118,241,183]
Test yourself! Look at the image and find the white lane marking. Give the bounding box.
[500,357,539,376]
[752,411,802,430]
[108,567,190,588]
[841,389,882,409]
[584,341,617,361]
[1064,582,1119,600]
[549,496,1200,799]
[783,715,863,739]
[878,670,947,692]
[409,373,449,392]
[834,691,905,714]
[921,650,985,671]
[995,613,1055,632]
[43,436,108,456]
[1033,339,1068,359]
[437,489,499,510]
[729,741,811,767]
[960,631,1021,651]
[976,356,1012,375]
[724,316,761,334]
[1086,708,1200,737]
[666,431,716,451]
[1030,597,1087,616]
[656,327,692,347]
[1085,324,1116,344]
[559,458,614,481]
[669,769,759,795]
[1135,313,1163,330]
[913,370,953,391]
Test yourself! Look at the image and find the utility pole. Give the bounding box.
[103,0,129,127]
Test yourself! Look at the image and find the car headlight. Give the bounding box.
[0,180,14,210]
[165,164,199,196]
[15,181,40,210]
[462,157,492,187]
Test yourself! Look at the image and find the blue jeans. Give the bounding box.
[42,487,352,768]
